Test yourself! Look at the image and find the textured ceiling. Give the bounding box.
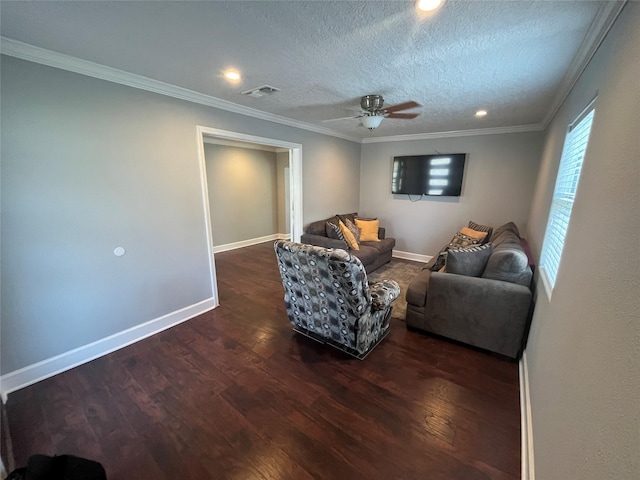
[1,1,611,140]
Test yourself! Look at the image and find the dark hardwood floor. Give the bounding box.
[6,242,521,479]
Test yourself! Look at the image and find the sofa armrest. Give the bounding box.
[406,268,432,307]
[426,272,532,358]
[424,252,443,271]
[300,233,348,250]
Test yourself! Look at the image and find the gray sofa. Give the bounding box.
[300,213,396,272]
[405,222,533,359]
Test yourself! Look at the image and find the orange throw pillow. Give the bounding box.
[459,226,488,242]
[355,219,380,242]
[339,220,360,250]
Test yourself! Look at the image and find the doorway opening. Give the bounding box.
[195,126,303,306]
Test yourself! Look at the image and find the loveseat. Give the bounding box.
[300,213,395,272]
[405,222,533,359]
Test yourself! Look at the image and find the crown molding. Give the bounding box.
[361,124,544,143]
[203,136,281,152]
[0,37,361,144]
[541,0,627,128]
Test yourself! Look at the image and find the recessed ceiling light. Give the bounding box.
[416,0,444,12]
[224,70,241,81]
[475,110,488,117]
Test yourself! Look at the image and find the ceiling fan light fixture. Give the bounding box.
[361,115,384,130]
[416,0,444,12]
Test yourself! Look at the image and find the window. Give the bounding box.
[540,102,595,296]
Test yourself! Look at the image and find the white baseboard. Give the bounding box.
[519,351,535,480]
[0,297,218,402]
[392,250,431,263]
[212,233,290,253]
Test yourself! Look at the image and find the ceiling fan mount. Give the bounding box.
[323,95,421,130]
[360,94,385,113]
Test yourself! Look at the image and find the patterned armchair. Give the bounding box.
[274,240,400,358]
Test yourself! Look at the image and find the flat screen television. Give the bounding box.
[391,153,467,196]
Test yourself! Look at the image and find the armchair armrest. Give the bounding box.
[369,279,400,311]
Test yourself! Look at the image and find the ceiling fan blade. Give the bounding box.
[386,112,420,119]
[384,101,421,113]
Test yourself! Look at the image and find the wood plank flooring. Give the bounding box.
[6,241,521,479]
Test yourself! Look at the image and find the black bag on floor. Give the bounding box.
[8,454,107,480]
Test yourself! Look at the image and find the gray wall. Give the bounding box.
[0,55,361,374]
[204,143,278,246]
[305,140,361,223]
[524,4,640,479]
[359,132,543,254]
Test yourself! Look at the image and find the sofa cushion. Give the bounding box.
[482,247,531,286]
[492,221,520,239]
[326,221,348,247]
[337,212,358,225]
[351,245,378,266]
[360,237,395,254]
[356,218,380,242]
[324,215,342,239]
[491,230,522,248]
[307,219,328,236]
[300,234,348,251]
[446,243,494,277]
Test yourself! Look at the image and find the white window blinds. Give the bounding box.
[540,105,595,294]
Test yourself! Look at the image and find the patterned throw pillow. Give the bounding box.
[325,215,342,239]
[431,227,486,271]
[326,221,348,248]
[343,218,361,243]
[459,226,488,242]
[468,220,493,244]
[446,243,494,277]
[468,220,491,233]
[337,213,358,225]
[448,231,482,250]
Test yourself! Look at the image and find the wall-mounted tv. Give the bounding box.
[391,153,467,196]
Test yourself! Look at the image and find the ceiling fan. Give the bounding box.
[323,95,421,130]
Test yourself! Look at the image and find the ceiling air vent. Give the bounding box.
[241,85,280,98]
